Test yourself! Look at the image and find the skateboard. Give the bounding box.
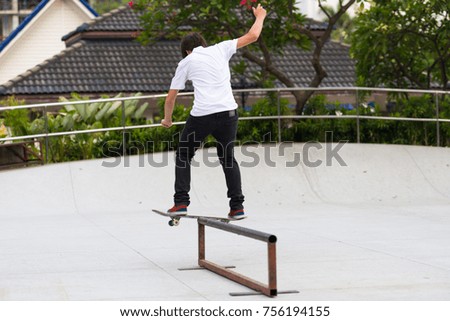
[152,209,246,226]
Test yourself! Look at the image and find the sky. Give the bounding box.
[296,0,362,19]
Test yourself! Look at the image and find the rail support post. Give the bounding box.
[197,218,278,297]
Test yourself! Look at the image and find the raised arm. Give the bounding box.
[237,4,267,49]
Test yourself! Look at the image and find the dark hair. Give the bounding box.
[180,33,207,58]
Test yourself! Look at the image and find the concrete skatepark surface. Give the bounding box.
[1,143,449,300]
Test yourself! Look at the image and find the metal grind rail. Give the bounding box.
[197,217,279,297]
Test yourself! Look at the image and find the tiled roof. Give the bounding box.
[62,5,141,40]
[271,43,355,88]
[0,39,181,95]
[0,6,355,96]
[87,5,141,31]
[304,19,330,31]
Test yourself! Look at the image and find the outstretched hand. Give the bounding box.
[252,4,267,19]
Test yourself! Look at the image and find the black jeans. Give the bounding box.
[174,109,244,210]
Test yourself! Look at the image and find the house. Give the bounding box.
[0,0,97,85]
[1,0,41,41]
[0,5,356,109]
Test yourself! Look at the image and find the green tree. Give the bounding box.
[90,0,129,15]
[351,0,450,90]
[131,0,363,113]
[321,4,354,44]
[292,0,365,109]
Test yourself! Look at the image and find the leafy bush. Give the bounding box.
[288,94,449,146]
[104,98,190,157]
[1,92,449,165]
[2,97,30,138]
[1,93,150,162]
[237,91,292,144]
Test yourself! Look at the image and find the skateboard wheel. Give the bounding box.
[169,220,174,226]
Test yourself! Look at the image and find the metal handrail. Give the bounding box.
[239,115,450,122]
[0,87,448,145]
[1,114,449,144]
[0,86,448,112]
[0,93,181,111]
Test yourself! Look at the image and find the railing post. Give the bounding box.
[44,105,49,164]
[267,241,277,296]
[435,93,440,147]
[356,89,360,144]
[198,222,205,262]
[121,100,127,156]
[277,89,281,144]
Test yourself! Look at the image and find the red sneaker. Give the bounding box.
[228,208,246,220]
[167,204,188,215]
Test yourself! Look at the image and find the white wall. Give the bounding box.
[0,0,95,85]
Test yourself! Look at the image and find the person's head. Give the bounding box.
[180,32,207,58]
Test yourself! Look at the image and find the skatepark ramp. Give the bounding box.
[2,143,449,217]
[1,143,450,300]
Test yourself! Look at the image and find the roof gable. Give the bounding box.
[0,0,98,53]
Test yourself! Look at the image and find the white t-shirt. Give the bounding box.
[170,39,238,116]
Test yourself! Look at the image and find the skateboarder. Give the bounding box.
[161,4,267,219]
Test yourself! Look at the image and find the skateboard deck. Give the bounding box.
[152,209,246,226]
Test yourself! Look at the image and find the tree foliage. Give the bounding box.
[132,0,307,52]
[131,0,363,113]
[351,0,450,90]
[292,0,364,109]
[91,0,129,15]
[321,4,354,44]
